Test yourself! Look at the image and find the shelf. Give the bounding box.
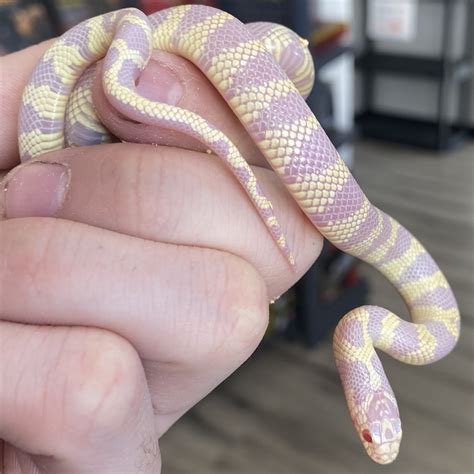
[292,275,369,348]
[288,240,369,348]
[356,53,474,81]
[356,112,469,150]
[358,0,473,149]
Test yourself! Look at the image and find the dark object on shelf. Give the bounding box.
[314,44,353,70]
[310,79,333,130]
[305,45,353,118]
[289,242,369,348]
[0,0,142,52]
[309,79,354,147]
[0,0,56,54]
[357,0,474,151]
[53,0,139,32]
[217,0,310,38]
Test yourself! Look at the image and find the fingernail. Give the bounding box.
[136,59,184,105]
[3,161,70,219]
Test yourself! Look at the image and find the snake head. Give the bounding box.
[359,390,402,464]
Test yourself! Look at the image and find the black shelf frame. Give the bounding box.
[356,112,468,150]
[358,0,474,150]
[356,53,474,81]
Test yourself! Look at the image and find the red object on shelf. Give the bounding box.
[310,21,349,56]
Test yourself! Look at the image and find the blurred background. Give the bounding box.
[1,0,473,472]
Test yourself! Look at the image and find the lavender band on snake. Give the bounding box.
[17,5,460,465]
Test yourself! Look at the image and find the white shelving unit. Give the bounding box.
[354,0,473,149]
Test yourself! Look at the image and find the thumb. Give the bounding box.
[92,50,266,166]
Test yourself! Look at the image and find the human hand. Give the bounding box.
[0,41,322,473]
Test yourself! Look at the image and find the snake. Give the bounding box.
[17,5,460,465]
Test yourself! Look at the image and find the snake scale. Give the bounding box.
[17,5,460,464]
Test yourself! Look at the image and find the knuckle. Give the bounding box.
[172,250,269,365]
[0,325,145,456]
[208,253,269,358]
[61,329,145,437]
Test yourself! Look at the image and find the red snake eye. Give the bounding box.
[362,429,373,443]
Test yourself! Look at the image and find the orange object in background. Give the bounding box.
[310,21,349,56]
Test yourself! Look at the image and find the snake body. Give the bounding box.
[18,5,460,464]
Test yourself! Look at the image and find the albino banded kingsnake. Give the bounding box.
[18,5,460,464]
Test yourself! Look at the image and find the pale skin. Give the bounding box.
[0,41,323,473]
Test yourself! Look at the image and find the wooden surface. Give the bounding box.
[161,140,474,474]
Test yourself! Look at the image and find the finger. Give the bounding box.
[0,144,322,293]
[0,41,53,169]
[0,218,269,429]
[0,217,269,364]
[0,322,160,473]
[93,50,265,166]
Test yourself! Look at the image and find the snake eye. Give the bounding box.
[362,429,373,443]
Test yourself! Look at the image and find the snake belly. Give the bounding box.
[17,5,460,465]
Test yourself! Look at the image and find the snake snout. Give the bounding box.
[351,415,402,464]
[363,419,402,464]
[357,389,402,464]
